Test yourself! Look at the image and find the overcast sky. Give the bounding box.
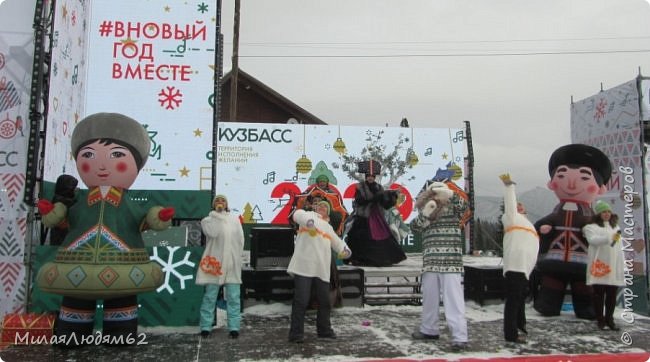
[219,0,650,197]
[3,0,650,197]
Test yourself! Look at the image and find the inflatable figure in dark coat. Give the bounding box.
[533,144,612,319]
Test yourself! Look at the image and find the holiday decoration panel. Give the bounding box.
[42,0,89,181]
[0,10,36,320]
[78,0,215,191]
[571,79,646,277]
[215,122,467,225]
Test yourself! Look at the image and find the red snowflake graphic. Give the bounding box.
[158,86,183,110]
[594,98,607,121]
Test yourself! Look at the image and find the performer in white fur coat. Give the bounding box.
[582,200,624,331]
[196,195,244,339]
[287,204,351,343]
[499,174,539,344]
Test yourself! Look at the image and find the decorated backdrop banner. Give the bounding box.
[215,122,467,226]
[44,0,216,192]
[571,79,648,313]
[0,0,37,320]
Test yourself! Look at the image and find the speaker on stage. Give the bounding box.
[250,226,295,269]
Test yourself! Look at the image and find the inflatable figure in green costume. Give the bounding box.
[36,113,175,346]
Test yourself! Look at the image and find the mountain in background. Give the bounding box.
[473,186,557,224]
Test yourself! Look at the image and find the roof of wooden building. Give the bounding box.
[221,69,326,125]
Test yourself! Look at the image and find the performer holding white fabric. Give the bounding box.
[410,180,469,352]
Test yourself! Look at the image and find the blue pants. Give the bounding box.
[199,284,241,332]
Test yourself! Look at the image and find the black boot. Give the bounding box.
[606,317,619,331]
[593,289,605,330]
[603,287,619,331]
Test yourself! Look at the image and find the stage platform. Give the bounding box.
[360,254,424,305]
[359,254,504,306]
[238,226,506,307]
[242,253,506,308]
[29,246,506,327]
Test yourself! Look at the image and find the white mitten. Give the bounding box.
[427,181,453,200]
[338,246,352,259]
[306,219,318,236]
[426,181,446,190]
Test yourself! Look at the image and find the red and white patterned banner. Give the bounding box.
[0,0,37,320]
[571,79,648,313]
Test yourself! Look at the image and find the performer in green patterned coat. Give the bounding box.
[409,178,470,352]
[36,113,175,347]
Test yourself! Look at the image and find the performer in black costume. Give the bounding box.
[344,160,406,267]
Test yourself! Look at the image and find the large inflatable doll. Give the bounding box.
[36,113,174,346]
[533,144,611,319]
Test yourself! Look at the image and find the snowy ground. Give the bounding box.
[2,300,649,362]
[2,255,648,361]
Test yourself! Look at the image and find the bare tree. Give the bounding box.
[331,130,416,187]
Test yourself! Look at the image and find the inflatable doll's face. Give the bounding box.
[547,165,606,202]
[76,140,139,188]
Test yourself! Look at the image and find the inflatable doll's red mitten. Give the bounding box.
[158,207,175,222]
[38,199,67,227]
[37,199,54,215]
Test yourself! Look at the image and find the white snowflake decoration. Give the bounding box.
[150,246,196,294]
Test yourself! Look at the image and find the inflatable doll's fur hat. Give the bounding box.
[548,144,612,185]
[71,113,150,169]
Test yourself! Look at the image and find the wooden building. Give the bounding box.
[220,69,326,125]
